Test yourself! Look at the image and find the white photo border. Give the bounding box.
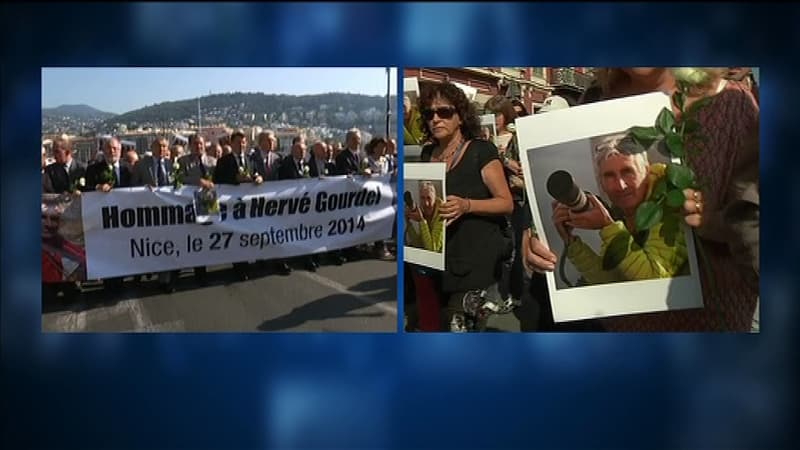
[516,92,704,323]
[403,162,446,271]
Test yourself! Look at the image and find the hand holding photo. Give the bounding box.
[404,163,446,270]
[517,92,703,322]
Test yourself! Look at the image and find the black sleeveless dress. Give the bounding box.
[421,140,507,293]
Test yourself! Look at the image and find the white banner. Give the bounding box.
[81,175,397,279]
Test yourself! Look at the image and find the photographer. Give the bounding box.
[552,134,689,284]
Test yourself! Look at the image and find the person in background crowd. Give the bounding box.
[418,82,513,332]
[125,148,139,168]
[404,94,425,145]
[43,136,87,194]
[251,130,283,182]
[364,137,394,261]
[214,130,260,281]
[131,137,179,293]
[171,144,185,162]
[85,137,131,292]
[250,130,292,275]
[177,134,214,286]
[483,95,524,313]
[279,136,318,272]
[205,143,222,168]
[333,129,365,264]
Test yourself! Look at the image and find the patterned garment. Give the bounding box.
[604,80,759,331]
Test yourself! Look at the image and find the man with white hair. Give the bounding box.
[335,128,362,176]
[43,137,87,194]
[551,133,688,284]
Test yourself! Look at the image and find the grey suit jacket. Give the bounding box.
[133,155,173,187]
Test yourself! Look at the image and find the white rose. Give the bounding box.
[363,168,372,175]
[238,166,245,174]
[303,165,310,175]
[323,168,329,176]
[362,157,370,166]
[78,177,86,187]
[173,161,180,171]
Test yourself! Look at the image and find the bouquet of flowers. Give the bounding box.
[172,160,184,189]
[360,157,372,176]
[70,176,86,193]
[98,164,116,187]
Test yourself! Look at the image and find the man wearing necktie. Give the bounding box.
[249,131,292,275]
[131,137,179,292]
[212,130,260,281]
[335,128,363,176]
[86,137,132,191]
[279,136,318,272]
[43,136,87,194]
[133,138,172,188]
[333,129,364,263]
[84,137,132,293]
[176,134,215,286]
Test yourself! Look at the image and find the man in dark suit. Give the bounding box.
[85,137,132,191]
[250,130,292,275]
[43,137,87,194]
[279,136,318,272]
[308,140,337,178]
[84,137,132,293]
[213,130,258,281]
[177,134,214,285]
[335,128,363,176]
[333,129,364,263]
[132,137,173,188]
[132,137,179,292]
[251,130,283,182]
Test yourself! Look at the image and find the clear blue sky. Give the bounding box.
[42,67,397,114]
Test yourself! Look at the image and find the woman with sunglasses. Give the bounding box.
[416,82,513,332]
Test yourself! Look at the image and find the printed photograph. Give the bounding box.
[517,92,704,322]
[403,163,446,271]
[41,67,399,333]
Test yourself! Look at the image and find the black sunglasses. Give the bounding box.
[422,106,457,121]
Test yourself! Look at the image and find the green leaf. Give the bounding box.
[628,126,661,150]
[682,118,700,135]
[666,188,686,208]
[665,132,684,158]
[602,232,631,271]
[656,107,675,135]
[659,212,680,247]
[667,164,695,189]
[651,177,668,199]
[635,201,663,231]
[673,91,686,112]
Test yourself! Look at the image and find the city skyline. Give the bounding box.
[42,67,397,114]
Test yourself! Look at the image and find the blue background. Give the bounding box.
[2,2,796,449]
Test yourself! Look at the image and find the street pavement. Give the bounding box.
[43,254,398,333]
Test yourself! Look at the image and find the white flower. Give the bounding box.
[671,67,710,85]
[303,165,310,175]
[363,168,372,175]
[362,157,370,167]
[323,168,329,176]
[506,123,516,133]
[173,161,180,171]
[238,166,245,174]
[78,177,85,187]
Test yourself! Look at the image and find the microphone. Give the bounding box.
[546,170,590,213]
[404,191,415,210]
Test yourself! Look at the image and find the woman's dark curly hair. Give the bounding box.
[417,82,481,144]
